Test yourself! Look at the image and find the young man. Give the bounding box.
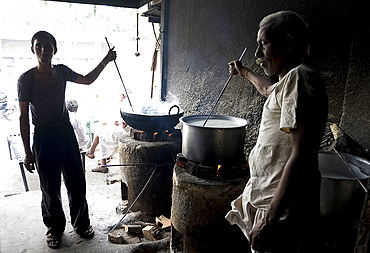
[17,31,116,249]
[225,11,328,252]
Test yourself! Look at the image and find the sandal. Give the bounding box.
[98,157,111,165]
[46,233,61,249]
[80,225,94,239]
[86,151,95,159]
[91,166,109,173]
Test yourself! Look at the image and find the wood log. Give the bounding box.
[123,225,142,234]
[155,215,171,231]
[108,228,126,244]
[133,221,156,227]
[142,225,162,241]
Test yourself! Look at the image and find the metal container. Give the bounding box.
[120,105,183,132]
[180,115,249,166]
[319,151,370,217]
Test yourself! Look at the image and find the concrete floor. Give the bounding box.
[0,117,170,253]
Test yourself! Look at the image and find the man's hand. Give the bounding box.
[24,151,36,173]
[249,217,274,252]
[102,46,117,64]
[228,60,248,76]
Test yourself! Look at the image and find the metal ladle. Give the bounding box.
[105,37,134,112]
[334,148,368,193]
[203,47,247,127]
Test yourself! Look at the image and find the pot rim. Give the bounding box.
[180,114,249,129]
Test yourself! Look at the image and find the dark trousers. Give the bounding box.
[33,121,90,237]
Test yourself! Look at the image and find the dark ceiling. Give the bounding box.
[46,0,151,8]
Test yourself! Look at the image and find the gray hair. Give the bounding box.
[260,11,310,60]
[66,100,78,112]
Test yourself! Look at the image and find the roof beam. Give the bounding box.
[45,0,151,9]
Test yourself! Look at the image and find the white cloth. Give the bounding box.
[69,112,90,149]
[225,64,319,240]
[97,124,129,159]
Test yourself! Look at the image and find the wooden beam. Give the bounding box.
[45,0,151,9]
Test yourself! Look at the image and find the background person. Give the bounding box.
[17,31,116,249]
[225,11,328,253]
[86,92,130,173]
[66,99,90,150]
[86,120,129,173]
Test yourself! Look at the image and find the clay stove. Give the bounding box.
[118,128,181,218]
[170,154,250,253]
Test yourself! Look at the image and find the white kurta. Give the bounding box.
[225,65,303,240]
[97,123,129,159]
[69,112,90,149]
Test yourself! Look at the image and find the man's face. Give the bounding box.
[255,25,285,77]
[32,36,56,64]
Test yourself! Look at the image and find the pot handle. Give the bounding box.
[169,105,180,115]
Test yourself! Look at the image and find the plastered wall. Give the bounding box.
[161,0,369,155]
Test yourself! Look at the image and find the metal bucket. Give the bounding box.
[319,151,370,217]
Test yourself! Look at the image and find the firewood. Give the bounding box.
[142,225,162,241]
[155,215,171,231]
[133,221,155,227]
[108,228,126,244]
[123,225,142,234]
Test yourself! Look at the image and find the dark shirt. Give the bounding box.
[18,64,78,127]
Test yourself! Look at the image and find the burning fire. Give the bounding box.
[216,165,222,177]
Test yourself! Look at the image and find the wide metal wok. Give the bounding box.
[120,105,183,132]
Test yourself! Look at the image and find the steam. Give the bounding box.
[121,92,181,115]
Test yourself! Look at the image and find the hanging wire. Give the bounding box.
[135,11,140,57]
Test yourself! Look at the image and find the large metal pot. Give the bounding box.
[120,105,183,132]
[319,151,370,217]
[180,115,249,166]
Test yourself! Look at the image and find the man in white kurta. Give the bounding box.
[86,120,129,173]
[66,100,90,149]
[226,11,327,253]
[226,63,327,242]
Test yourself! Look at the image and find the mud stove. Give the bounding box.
[118,127,250,252]
[170,154,250,253]
[118,128,181,218]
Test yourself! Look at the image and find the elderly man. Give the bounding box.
[225,11,328,252]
